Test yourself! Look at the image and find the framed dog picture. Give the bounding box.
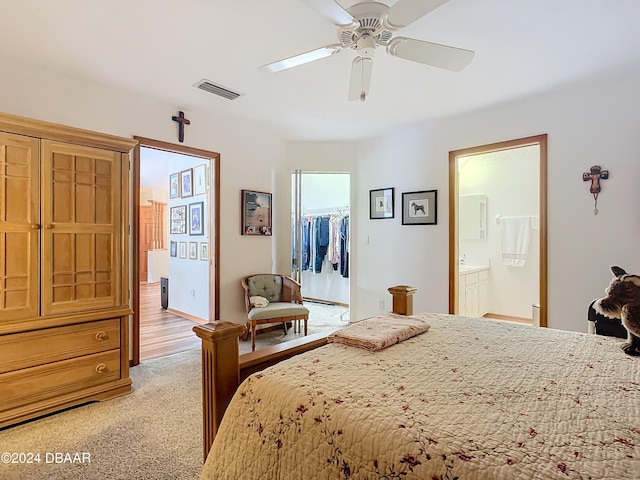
[402,190,437,225]
[369,187,394,219]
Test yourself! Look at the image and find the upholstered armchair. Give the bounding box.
[241,274,310,351]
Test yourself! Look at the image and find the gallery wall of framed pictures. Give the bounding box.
[168,164,210,261]
[368,186,438,225]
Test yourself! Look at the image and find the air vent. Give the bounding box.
[194,79,243,100]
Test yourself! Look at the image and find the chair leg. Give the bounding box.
[282,321,288,335]
[251,322,257,352]
[304,317,308,336]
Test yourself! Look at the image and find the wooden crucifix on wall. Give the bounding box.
[582,165,609,215]
[171,111,190,143]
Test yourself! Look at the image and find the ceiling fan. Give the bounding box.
[259,0,475,101]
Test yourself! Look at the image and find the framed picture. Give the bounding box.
[241,190,272,236]
[170,205,187,234]
[189,241,198,259]
[194,164,207,195]
[181,168,193,198]
[369,187,394,219]
[402,190,437,225]
[169,241,177,257]
[178,241,187,259]
[189,202,204,235]
[169,172,180,199]
[200,242,209,261]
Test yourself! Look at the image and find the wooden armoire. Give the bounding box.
[0,112,136,427]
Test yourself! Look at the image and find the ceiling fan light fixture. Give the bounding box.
[356,35,377,59]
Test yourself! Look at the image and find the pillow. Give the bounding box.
[250,296,269,308]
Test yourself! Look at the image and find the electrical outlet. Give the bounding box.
[190,289,196,296]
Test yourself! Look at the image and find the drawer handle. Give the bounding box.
[95,331,108,341]
[95,363,107,374]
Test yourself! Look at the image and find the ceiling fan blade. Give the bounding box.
[348,56,373,102]
[259,44,342,73]
[387,37,474,71]
[299,0,358,27]
[385,0,451,29]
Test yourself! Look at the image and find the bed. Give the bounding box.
[193,291,640,479]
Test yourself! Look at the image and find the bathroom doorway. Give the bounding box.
[448,135,547,327]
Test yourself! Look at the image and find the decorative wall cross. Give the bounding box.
[582,165,609,215]
[171,111,190,143]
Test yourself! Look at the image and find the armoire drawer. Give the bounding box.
[0,349,121,412]
[0,319,120,374]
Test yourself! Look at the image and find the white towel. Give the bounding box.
[500,216,530,267]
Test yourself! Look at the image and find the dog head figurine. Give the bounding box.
[593,265,640,355]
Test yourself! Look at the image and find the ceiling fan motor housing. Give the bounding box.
[338,2,394,57]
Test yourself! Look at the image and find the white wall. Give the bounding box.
[165,153,210,320]
[355,65,640,332]
[5,52,640,334]
[0,53,286,326]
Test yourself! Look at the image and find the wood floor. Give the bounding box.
[139,282,202,361]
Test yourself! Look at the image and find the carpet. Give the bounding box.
[0,304,349,480]
[0,349,203,480]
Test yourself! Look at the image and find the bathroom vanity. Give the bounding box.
[459,266,489,317]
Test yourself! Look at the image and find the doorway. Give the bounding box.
[448,135,547,327]
[291,171,350,330]
[131,137,220,365]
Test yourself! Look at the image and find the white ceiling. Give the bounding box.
[2,0,640,141]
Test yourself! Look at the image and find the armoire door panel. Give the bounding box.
[41,141,121,315]
[0,132,39,321]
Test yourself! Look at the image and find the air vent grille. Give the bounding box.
[194,79,243,100]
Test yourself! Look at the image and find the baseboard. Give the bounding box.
[166,308,208,324]
[303,297,349,308]
[483,312,532,324]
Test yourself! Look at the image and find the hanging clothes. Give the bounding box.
[340,215,349,278]
[314,216,330,272]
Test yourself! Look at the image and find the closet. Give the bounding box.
[292,171,350,307]
[0,112,136,427]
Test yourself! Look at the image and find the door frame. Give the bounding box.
[131,136,221,366]
[448,134,548,327]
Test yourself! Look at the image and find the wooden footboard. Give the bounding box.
[193,285,417,461]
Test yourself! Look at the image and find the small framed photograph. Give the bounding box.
[402,190,437,225]
[181,168,193,198]
[189,202,204,235]
[369,187,394,219]
[178,241,187,259]
[200,242,209,261]
[169,172,180,199]
[170,205,187,234]
[189,241,198,259]
[170,241,177,257]
[241,190,272,236]
[194,164,207,195]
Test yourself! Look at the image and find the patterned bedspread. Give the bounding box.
[201,313,640,479]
